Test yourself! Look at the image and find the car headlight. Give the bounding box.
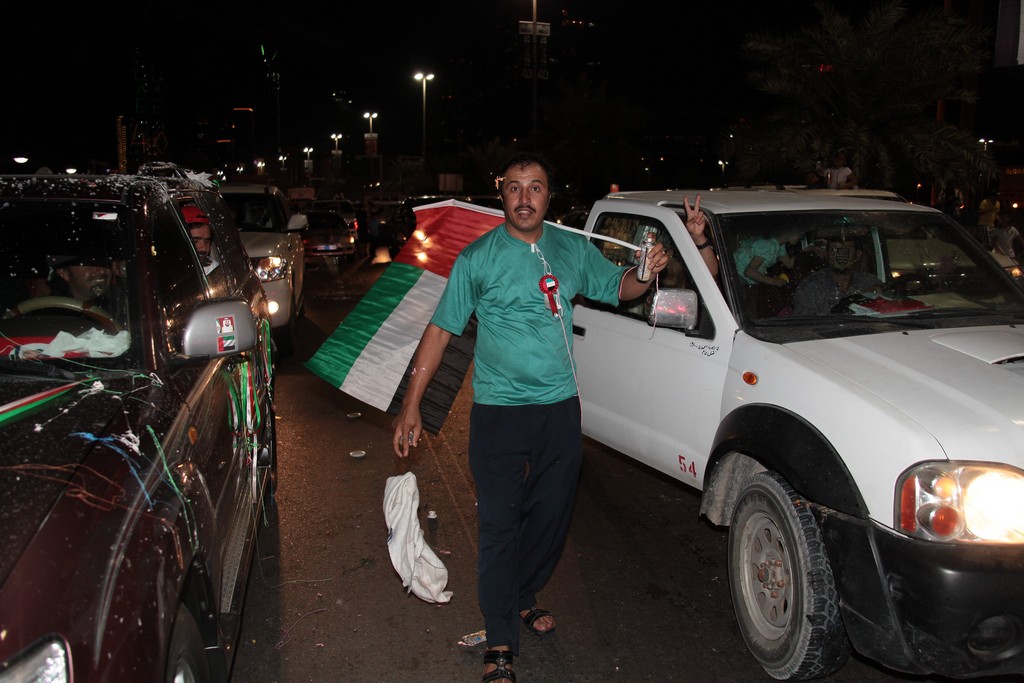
[0,638,69,683]
[897,462,1024,542]
[251,256,287,282]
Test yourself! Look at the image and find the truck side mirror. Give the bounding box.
[647,288,698,329]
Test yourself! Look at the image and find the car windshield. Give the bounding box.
[711,208,1024,337]
[312,200,354,215]
[306,212,344,230]
[222,192,287,233]
[0,201,136,370]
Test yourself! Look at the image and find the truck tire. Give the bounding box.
[728,471,850,680]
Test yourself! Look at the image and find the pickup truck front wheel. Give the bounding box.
[728,471,850,680]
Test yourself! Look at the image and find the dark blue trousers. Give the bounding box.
[468,397,583,655]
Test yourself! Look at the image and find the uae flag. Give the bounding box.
[305,199,503,433]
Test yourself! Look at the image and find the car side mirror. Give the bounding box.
[647,288,699,330]
[181,299,257,358]
[287,214,309,231]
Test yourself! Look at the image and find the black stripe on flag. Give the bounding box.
[386,318,477,434]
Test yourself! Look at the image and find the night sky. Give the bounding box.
[4,1,836,171]
[6,0,988,176]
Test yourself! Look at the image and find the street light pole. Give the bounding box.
[363,112,379,190]
[532,0,538,150]
[414,72,434,160]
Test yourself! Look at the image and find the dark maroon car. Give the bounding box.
[0,171,277,682]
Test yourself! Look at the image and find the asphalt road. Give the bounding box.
[230,252,1013,683]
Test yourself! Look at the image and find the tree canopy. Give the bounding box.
[723,0,997,193]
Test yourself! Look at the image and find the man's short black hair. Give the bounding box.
[497,152,555,185]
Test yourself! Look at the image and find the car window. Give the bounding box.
[206,197,253,289]
[590,212,706,327]
[223,193,286,233]
[151,201,209,355]
[187,193,252,299]
[0,200,136,366]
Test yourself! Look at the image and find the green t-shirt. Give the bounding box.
[734,237,786,284]
[431,223,626,405]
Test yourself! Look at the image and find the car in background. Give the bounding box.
[219,183,306,355]
[0,171,276,683]
[303,209,357,261]
[395,194,504,238]
[556,205,591,228]
[462,194,504,211]
[991,248,1024,288]
[573,188,1024,680]
[311,197,358,231]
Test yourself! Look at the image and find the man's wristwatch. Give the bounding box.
[695,239,713,250]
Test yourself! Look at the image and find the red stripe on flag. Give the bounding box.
[393,200,503,278]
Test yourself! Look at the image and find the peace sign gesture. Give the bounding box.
[683,194,707,238]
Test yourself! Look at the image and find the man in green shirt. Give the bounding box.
[392,153,691,682]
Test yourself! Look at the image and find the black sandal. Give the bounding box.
[482,649,515,682]
[520,607,556,636]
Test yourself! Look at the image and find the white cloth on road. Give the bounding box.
[383,471,453,603]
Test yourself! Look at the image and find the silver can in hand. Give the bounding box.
[636,232,656,282]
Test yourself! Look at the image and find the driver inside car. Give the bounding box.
[792,238,882,315]
[1,254,128,360]
[49,255,114,303]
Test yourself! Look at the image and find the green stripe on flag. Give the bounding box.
[305,262,423,387]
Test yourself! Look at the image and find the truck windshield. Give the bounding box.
[715,209,1024,334]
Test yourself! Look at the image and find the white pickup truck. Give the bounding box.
[571,189,1024,680]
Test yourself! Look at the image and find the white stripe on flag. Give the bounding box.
[341,269,449,411]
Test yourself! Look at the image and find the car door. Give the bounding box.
[149,200,257,608]
[571,202,735,489]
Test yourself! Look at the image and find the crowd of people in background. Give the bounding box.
[804,149,1019,267]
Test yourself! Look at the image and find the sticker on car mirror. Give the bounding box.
[217,316,237,352]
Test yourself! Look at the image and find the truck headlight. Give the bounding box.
[251,256,287,282]
[897,463,1024,542]
[0,638,69,683]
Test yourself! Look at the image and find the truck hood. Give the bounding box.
[788,326,1024,467]
[0,377,123,585]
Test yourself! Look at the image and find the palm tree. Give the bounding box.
[461,138,516,194]
[723,0,996,194]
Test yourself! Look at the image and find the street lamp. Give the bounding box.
[278,155,287,170]
[331,134,342,151]
[303,146,314,176]
[363,112,377,135]
[414,72,434,159]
